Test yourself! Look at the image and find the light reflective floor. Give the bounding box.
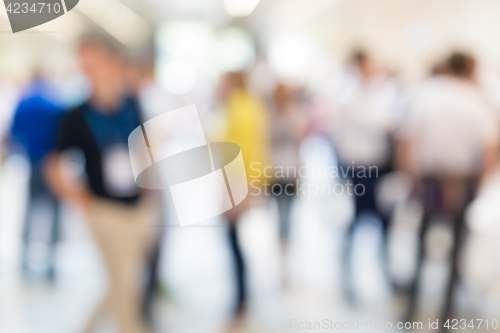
[2,138,500,333]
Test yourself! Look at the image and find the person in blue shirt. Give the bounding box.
[9,77,65,281]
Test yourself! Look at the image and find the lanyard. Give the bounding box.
[83,99,138,150]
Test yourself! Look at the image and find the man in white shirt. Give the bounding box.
[398,53,499,327]
[331,51,400,302]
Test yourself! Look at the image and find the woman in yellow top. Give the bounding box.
[216,72,271,328]
[219,72,270,184]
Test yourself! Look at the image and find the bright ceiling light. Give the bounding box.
[157,22,215,68]
[224,0,261,17]
[268,34,315,81]
[159,61,198,95]
[216,28,255,71]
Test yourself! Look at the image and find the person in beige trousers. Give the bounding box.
[45,34,158,333]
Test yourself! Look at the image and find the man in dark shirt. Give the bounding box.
[55,96,142,204]
[45,35,156,333]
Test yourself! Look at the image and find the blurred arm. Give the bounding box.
[396,138,418,180]
[477,104,500,183]
[481,143,500,182]
[44,152,92,212]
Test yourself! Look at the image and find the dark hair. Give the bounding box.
[445,52,475,78]
[351,49,368,65]
[226,71,246,88]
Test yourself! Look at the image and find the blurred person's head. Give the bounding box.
[273,84,293,111]
[217,72,246,100]
[350,49,375,79]
[78,34,127,111]
[445,52,476,80]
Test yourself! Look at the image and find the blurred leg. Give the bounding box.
[275,187,295,245]
[83,281,114,333]
[21,190,35,276]
[440,208,467,331]
[21,169,42,277]
[118,223,151,333]
[406,210,432,322]
[84,200,155,333]
[341,175,376,303]
[439,178,474,330]
[274,186,295,287]
[83,233,141,333]
[227,222,247,316]
[371,171,394,286]
[142,231,163,323]
[379,213,393,286]
[83,221,115,333]
[47,195,60,281]
[342,216,358,304]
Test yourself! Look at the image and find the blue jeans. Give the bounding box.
[22,166,60,279]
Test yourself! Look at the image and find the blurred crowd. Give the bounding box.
[2,29,500,333]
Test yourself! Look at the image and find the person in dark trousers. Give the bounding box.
[330,51,399,303]
[397,53,499,330]
[217,72,271,331]
[124,57,167,324]
[9,77,65,281]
